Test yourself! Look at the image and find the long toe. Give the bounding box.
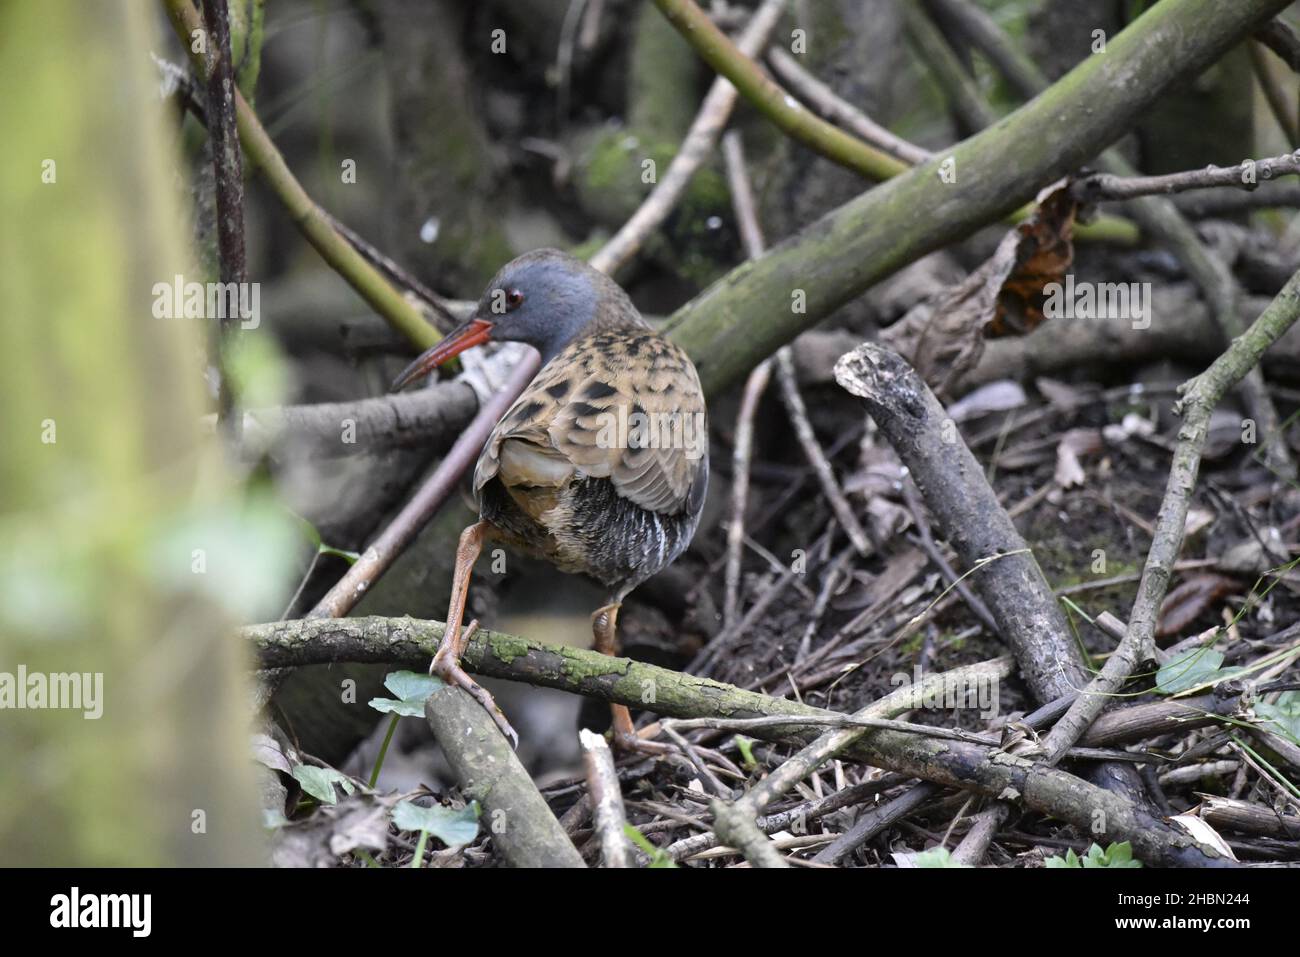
[432,658,520,749]
[610,729,674,758]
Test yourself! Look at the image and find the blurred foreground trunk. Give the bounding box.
[0,1,262,865]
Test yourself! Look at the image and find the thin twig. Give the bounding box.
[200,0,246,440]
[722,130,871,556]
[719,130,772,628]
[766,47,931,166]
[903,2,998,132]
[923,0,1043,100]
[1072,151,1300,203]
[587,0,787,277]
[306,352,541,619]
[775,350,872,556]
[317,208,462,331]
[722,359,770,629]
[1249,40,1300,145]
[901,477,999,635]
[651,0,907,184]
[795,545,853,663]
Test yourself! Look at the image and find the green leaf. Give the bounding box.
[1255,691,1300,745]
[1102,841,1135,865]
[1050,842,1142,869]
[367,697,426,717]
[1044,848,1080,868]
[291,764,356,805]
[912,847,969,868]
[368,670,445,717]
[385,670,443,700]
[1155,649,1225,695]
[318,544,361,565]
[392,800,479,847]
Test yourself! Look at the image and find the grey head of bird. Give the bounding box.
[391,248,649,390]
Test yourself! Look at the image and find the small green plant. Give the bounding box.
[1254,691,1300,746]
[290,764,355,805]
[912,847,970,868]
[733,735,758,772]
[624,823,677,868]
[1044,841,1142,868]
[393,800,480,868]
[366,671,446,787]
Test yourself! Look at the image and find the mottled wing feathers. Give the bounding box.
[475,330,707,517]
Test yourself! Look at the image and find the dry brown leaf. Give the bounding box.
[881,180,1078,398]
[1157,572,1241,639]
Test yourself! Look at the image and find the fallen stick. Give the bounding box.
[812,783,941,866]
[664,776,905,862]
[579,729,633,868]
[423,683,584,868]
[709,656,1011,865]
[834,343,1086,704]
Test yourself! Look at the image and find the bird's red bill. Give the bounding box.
[390,318,493,391]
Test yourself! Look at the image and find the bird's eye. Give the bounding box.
[505,288,525,310]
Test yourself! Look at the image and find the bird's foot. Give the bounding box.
[609,728,674,757]
[431,620,519,749]
[606,702,672,757]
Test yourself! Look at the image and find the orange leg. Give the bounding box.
[431,522,518,747]
[591,602,670,756]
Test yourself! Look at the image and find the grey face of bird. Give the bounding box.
[390,248,641,391]
[473,250,602,364]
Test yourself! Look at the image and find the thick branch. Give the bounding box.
[203,380,478,461]
[244,617,1234,866]
[663,0,1292,395]
[424,685,584,868]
